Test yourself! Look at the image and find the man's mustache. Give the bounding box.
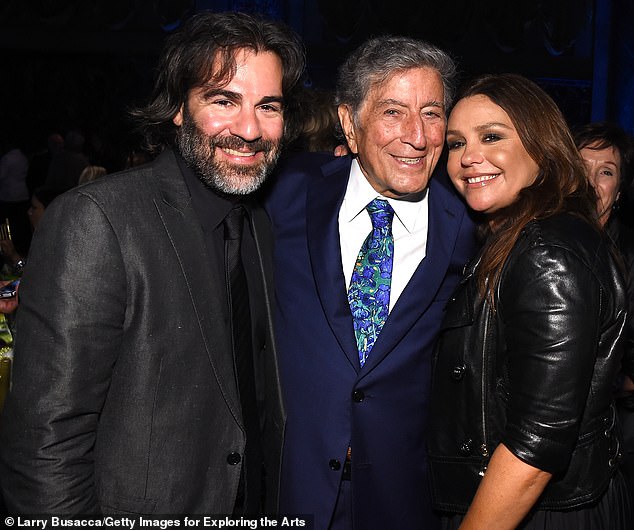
[211,135,277,153]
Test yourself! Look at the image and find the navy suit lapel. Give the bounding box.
[249,206,285,413]
[361,171,468,374]
[306,157,360,370]
[151,150,242,423]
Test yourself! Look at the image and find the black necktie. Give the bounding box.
[224,205,262,514]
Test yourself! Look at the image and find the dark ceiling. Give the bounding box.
[1,0,631,170]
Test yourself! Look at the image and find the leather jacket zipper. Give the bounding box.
[479,308,490,476]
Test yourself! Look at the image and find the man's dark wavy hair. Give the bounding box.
[131,11,305,153]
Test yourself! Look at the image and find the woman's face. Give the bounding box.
[579,143,621,225]
[28,195,46,229]
[446,94,539,220]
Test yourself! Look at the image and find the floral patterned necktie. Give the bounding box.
[348,198,395,367]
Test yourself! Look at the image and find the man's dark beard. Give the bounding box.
[175,106,281,196]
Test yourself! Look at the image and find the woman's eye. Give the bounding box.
[447,140,464,150]
[482,133,501,142]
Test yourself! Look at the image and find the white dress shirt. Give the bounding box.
[338,158,429,312]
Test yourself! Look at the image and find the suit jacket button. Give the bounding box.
[352,390,365,402]
[452,364,466,380]
[227,452,242,465]
[329,459,341,471]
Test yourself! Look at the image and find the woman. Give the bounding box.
[427,74,631,529]
[575,122,633,229]
[575,122,634,509]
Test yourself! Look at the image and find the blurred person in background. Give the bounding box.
[0,130,31,257]
[78,165,107,185]
[26,132,64,196]
[45,129,90,191]
[575,121,634,509]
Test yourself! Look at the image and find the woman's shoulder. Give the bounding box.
[521,213,603,256]
[500,213,625,311]
[504,213,614,284]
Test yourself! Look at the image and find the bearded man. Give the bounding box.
[0,11,304,516]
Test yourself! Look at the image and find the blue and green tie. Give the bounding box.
[348,199,395,367]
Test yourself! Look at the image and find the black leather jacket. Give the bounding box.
[428,213,627,512]
[606,216,634,381]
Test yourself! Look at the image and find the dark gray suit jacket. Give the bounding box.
[0,149,284,514]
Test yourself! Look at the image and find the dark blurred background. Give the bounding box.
[1,0,632,172]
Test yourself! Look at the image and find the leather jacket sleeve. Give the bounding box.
[497,241,607,474]
[609,220,634,381]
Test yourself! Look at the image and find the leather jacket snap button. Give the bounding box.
[452,364,466,381]
[459,439,473,455]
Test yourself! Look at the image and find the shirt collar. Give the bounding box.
[341,157,428,233]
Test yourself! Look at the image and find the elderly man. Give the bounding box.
[0,11,304,515]
[265,37,478,529]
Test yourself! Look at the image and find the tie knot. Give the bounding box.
[224,206,246,241]
[366,199,394,230]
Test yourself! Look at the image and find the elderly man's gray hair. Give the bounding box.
[336,36,457,121]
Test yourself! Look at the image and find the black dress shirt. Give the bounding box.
[177,154,266,513]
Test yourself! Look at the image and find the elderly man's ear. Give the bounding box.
[337,105,357,155]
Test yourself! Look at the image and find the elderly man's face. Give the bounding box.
[339,67,446,200]
[173,48,284,195]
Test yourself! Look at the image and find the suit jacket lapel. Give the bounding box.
[249,206,285,418]
[151,150,242,422]
[361,171,468,374]
[306,157,360,370]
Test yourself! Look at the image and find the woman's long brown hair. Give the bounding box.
[455,74,599,304]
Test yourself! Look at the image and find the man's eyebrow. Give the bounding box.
[376,98,406,107]
[376,98,444,108]
[424,100,444,108]
[259,95,285,106]
[199,87,241,100]
[197,88,284,106]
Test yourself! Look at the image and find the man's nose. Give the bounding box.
[229,106,262,142]
[401,115,427,149]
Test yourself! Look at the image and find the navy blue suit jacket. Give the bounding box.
[265,153,478,529]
